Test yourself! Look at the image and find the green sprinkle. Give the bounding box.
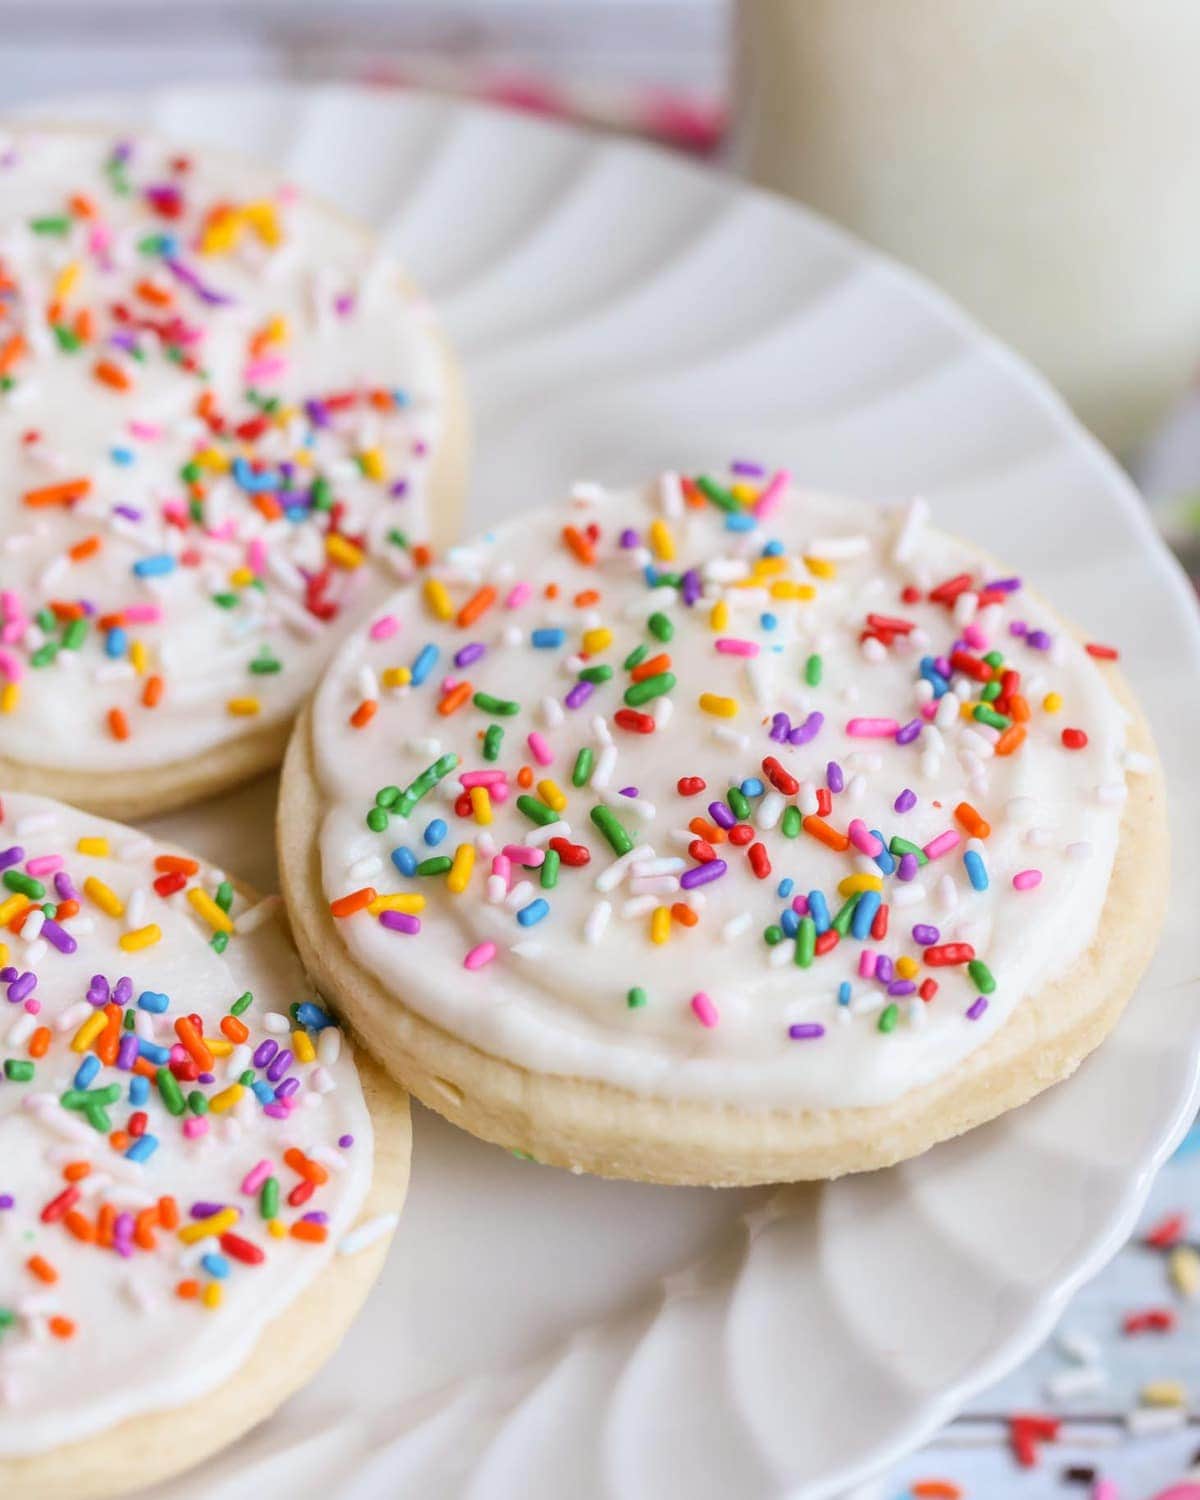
[648,611,674,642]
[156,1067,186,1117]
[805,653,823,687]
[30,215,71,235]
[726,787,750,820]
[61,1084,121,1111]
[696,475,738,512]
[623,643,649,671]
[590,804,633,856]
[878,1003,900,1033]
[572,747,594,788]
[578,665,613,684]
[188,1090,209,1116]
[517,794,558,827]
[794,915,816,968]
[540,849,561,890]
[764,924,784,945]
[249,652,282,675]
[179,460,202,484]
[968,959,996,994]
[230,991,253,1016]
[52,324,81,353]
[623,671,675,707]
[214,880,234,914]
[889,836,929,866]
[35,608,56,633]
[781,805,802,838]
[30,643,57,669]
[483,724,503,761]
[366,807,389,833]
[375,786,401,809]
[260,1176,280,1220]
[831,895,860,937]
[416,856,453,877]
[627,986,647,1009]
[973,705,1010,730]
[395,754,459,817]
[210,931,230,954]
[3,871,43,900]
[983,650,1005,668]
[980,679,1001,702]
[473,692,520,717]
[387,527,409,548]
[239,1069,256,1087]
[212,592,239,610]
[4,1059,34,1082]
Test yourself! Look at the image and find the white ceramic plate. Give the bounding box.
[13,85,1200,1500]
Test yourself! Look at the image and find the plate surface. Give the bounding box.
[13,84,1200,1499]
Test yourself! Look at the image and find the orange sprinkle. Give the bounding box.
[96,1005,121,1067]
[176,1279,200,1300]
[135,278,172,307]
[671,902,699,927]
[29,1026,50,1059]
[63,1161,91,1183]
[630,652,672,683]
[680,476,707,509]
[27,1254,57,1284]
[142,675,164,708]
[995,724,1027,757]
[911,1485,963,1500]
[63,1211,95,1244]
[48,1317,75,1340]
[688,816,726,844]
[93,358,132,392]
[574,589,600,607]
[290,1220,328,1244]
[953,802,991,839]
[457,585,496,628]
[329,887,375,919]
[437,681,472,716]
[174,1016,213,1072]
[562,525,595,565]
[97,1204,115,1248]
[69,193,97,218]
[23,477,91,508]
[55,898,79,921]
[516,765,534,789]
[134,1208,159,1251]
[284,1147,329,1185]
[544,582,559,599]
[68,534,102,562]
[1010,692,1031,723]
[157,1196,179,1231]
[73,307,94,343]
[252,492,283,522]
[0,333,27,376]
[154,855,199,876]
[802,815,851,853]
[411,543,433,568]
[349,698,377,729]
[107,707,130,741]
[220,1015,249,1045]
[49,600,86,622]
[108,1131,130,1152]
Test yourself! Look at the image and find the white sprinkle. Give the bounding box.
[658,470,684,518]
[339,1213,400,1257]
[1057,1328,1103,1366]
[1123,749,1153,775]
[317,1027,342,1066]
[756,791,784,831]
[1095,782,1127,805]
[594,845,652,893]
[712,726,750,751]
[263,1012,291,1035]
[1126,1405,1186,1436]
[892,882,927,909]
[892,496,929,563]
[628,875,679,897]
[591,745,618,789]
[722,912,752,943]
[584,900,612,945]
[1065,841,1093,861]
[622,895,659,919]
[540,695,564,729]
[1045,1365,1107,1401]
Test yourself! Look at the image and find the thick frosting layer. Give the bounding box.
[0,792,374,1456]
[310,471,1139,1110]
[0,129,445,770]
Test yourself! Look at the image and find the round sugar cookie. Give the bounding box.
[0,125,467,818]
[0,792,409,1499]
[278,468,1167,1186]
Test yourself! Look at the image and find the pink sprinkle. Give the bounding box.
[847,819,883,857]
[962,622,987,649]
[714,637,759,658]
[0,624,22,646]
[919,700,938,720]
[183,1116,208,1139]
[791,894,809,915]
[502,845,544,867]
[691,991,719,1028]
[128,420,162,441]
[464,941,497,971]
[241,1159,273,1195]
[527,731,554,766]
[24,999,39,1015]
[161,501,188,527]
[124,604,163,624]
[247,537,267,576]
[923,829,961,860]
[244,354,288,383]
[0,650,23,683]
[460,770,507,788]
[846,717,901,738]
[0,591,20,619]
[1013,869,1043,891]
[369,614,400,641]
[25,855,62,877]
[858,950,877,979]
[752,468,791,519]
[1092,1483,1119,1500]
[505,582,532,609]
[491,854,511,879]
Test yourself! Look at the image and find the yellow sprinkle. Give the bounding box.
[581,627,613,655]
[84,876,124,918]
[292,1030,317,1065]
[229,566,256,588]
[202,1282,223,1310]
[265,314,289,346]
[178,1207,238,1244]
[651,905,671,945]
[242,200,282,247]
[709,599,729,631]
[0,944,9,968]
[267,1219,286,1239]
[129,639,148,675]
[208,1084,244,1115]
[537,779,567,813]
[804,555,836,579]
[1,682,18,714]
[729,481,757,506]
[381,666,412,690]
[326,533,364,570]
[469,785,493,825]
[1043,692,1063,713]
[1141,1381,1187,1408]
[1170,1245,1200,1299]
[0,894,28,926]
[769,581,816,601]
[119,924,162,953]
[698,692,738,718]
[648,519,675,562]
[227,697,260,718]
[359,447,386,482]
[959,700,977,721]
[750,556,787,577]
[447,844,475,895]
[202,1036,234,1058]
[895,955,920,980]
[199,209,243,256]
[187,887,235,934]
[193,447,229,473]
[424,577,453,621]
[292,447,312,467]
[837,874,883,897]
[53,261,81,303]
[367,893,426,916]
[70,1010,108,1054]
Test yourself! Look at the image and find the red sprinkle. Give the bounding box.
[677,776,706,797]
[614,708,655,734]
[923,943,975,966]
[1061,728,1088,750]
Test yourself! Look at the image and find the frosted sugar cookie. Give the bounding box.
[0,792,408,1499]
[0,127,466,818]
[278,468,1166,1186]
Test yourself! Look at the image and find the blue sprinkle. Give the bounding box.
[807,890,831,934]
[200,1252,230,1279]
[132,554,175,578]
[851,890,881,941]
[109,446,135,466]
[410,644,438,686]
[780,908,800,938]
[231,456,280,493]
[73,1055,100,1089]
[642,564,660,587]
[104,626,127,659]
[777,878,794,899]
[252,1080,276,1105]
[517,898,550,928]
[136,1040,171,1065]
[285,505,310,523]
[871,832,896,875]
[762,539,785,557]
[129,1075,150,1107]
[740,777,764,799]
[391,847,417,877]
[531,627,566,649]
[759,612,778,631]
[919,656,950,697]
[725,512,756,532]
[125,1134,159,1163]
[423,818,448,847]
[838,981,852,1006]
[137,990,169,1013]
[295,1001,333,1031]
[391,388,410,407]
[964,849,989,892]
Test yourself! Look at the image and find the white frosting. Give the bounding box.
[309,475,1129,1111]
[0,130,445,771]
[0,792,373,1456]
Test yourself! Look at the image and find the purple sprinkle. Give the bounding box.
[339,1134,355,1148]
[788,1022,826,1040]
[197,1072,216,1086]
[1009,620,1028,638]
[114,977,133,1006]
[564,680,593,711]
[983,577,1022,593]
[731,459,766,477]
[966,996,989,1021]
[305,399,330,429]
[618,786,639,798]
[912,923,940,946]
[380,910,420,935]
[895,718,923,746]
[934,655,952,678]
[41,919,76,955]
[274,1076,300,1099]
[894,788,917,814]
[681,569,702,606]
[116,1033,139,1071]
[769,712,791,744]
[263,1103,290,1120]
[334,292,356,318]
[1026,629,1052,651]
[113,504,142,523]
[826,760,844,794]
[165,256,235,307]
[7,972,36,1004]
[389,479,409,499]
[0,847,23,872]
[680,858,727,890]
[113,1211,135,1258]
[897,852,919,882]
[454,642,486,668]
[301,1211,330,1225]
[266,1049,294,1084]
[252,1040,277,1068]
[54,871,79,901]
[190,1202,225,1219]
[708,801,736,830]
[0,1195,13,1211]
[875,955,894,984]
[789,712,824,748]
[888,980,917,997]
[0,967,15,984]
[619,528,639,549]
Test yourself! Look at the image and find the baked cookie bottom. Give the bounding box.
[278,670,1167,1187]
[0,1050,410,1500]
